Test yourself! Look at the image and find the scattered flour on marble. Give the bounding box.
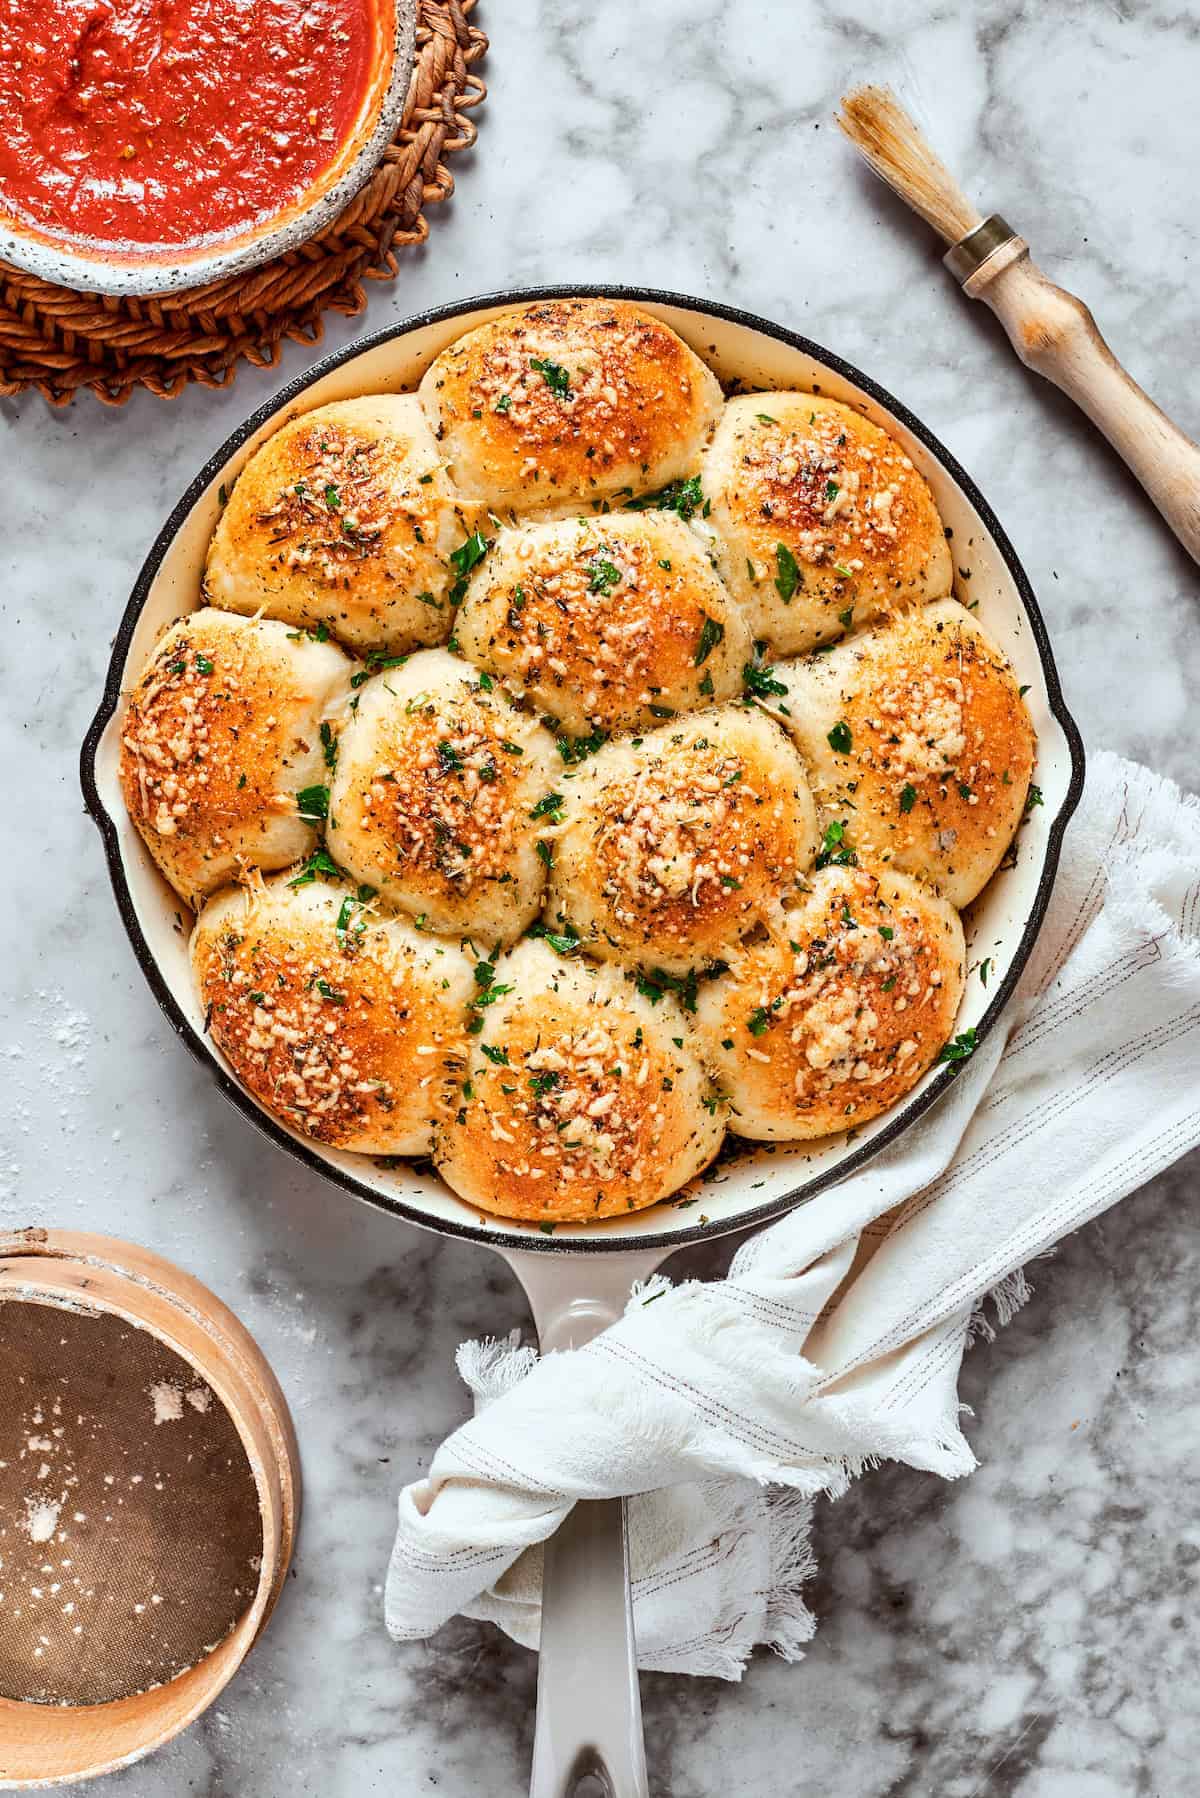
[0,988,95,1211]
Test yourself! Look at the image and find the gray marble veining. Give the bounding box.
[2,1,1199,1792]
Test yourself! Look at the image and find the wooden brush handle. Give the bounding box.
[964,238,1200,565]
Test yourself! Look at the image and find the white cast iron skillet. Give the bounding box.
[82,288,1084,1798]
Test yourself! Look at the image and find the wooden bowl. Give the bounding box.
[0,1229,300,1789]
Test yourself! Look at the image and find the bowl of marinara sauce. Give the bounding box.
[0,0,416,295]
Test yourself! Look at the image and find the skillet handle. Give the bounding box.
[530,1497,648,1798]
[500,1248,666,1798]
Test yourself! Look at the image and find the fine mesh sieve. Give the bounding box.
[0,1296,263,1708]
[0,1230,299,1789]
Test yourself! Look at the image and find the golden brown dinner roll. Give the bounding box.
[452,512,753,736]
[203,395,482,653]
[191,874,474,1154]
[699,393,952,654]
[433,938,724,1222]
[694,864,965,1141]
[120,608,354,909]
[545,706,820,975]
[760,599,1036,907]
[326,647,559,946]
[418,297,723,515]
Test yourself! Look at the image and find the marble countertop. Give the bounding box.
[3,2,1199,1792]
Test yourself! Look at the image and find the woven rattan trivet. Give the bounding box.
[0,0,486,409]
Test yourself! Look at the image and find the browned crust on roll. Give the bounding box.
[119,611,348,908]
[702,393,952,653]
[765,598,1037,907]
[453,512,752,735]
[695,863,965,1141]
[191,881,471,1154]
[203,395,480,652]
[434,941,723,1222]
[547,708,819,974]
[418,297,723,513]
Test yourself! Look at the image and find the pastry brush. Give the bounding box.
[837,84,1200,566]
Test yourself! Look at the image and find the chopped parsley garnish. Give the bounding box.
[694,614,725,667]
[587,557,622,594]
[527,921,581,956]
[756,412,778,425]
[834,570,853,586]
[1025,783,1044,813]
[335,895,370,941]
[194,652,214,675]
[315,978,345,1005]
[774,544,800,604]
[320,721,337,770]
[979,957,992,987]
[480,1043,510,1065]
[416,591,441,609]
[938,1028,978,1065]
[555,726,608,765]
[742,658,788,700]
[535,839,554,868]
[529,791,565,822]
[624,473,703,522]
[500,740,525,756]
[530,356,571,398]
[635,962,726,1013]
[529,1069,562,1097]
[351,649,409,688]
[824,479,839,502]
[747,1006,770,1037]
[324,483,341,511]
[837,604,854,627]
[288,848,340,888]
[899,783,918,814]
[494,393,512,414]
[436,740,464,775]
[827,720,852,754]
[448,529,489,604]
[466,961,514,1033]
[815,819,857,869]
[295,784,329,821]
[878,924,894,941]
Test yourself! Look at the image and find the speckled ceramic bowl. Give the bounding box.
[0,0,416,300]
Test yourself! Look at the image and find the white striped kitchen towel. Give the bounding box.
[385,751,1200,1677]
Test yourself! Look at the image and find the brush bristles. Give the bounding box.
[837,84,984,247]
